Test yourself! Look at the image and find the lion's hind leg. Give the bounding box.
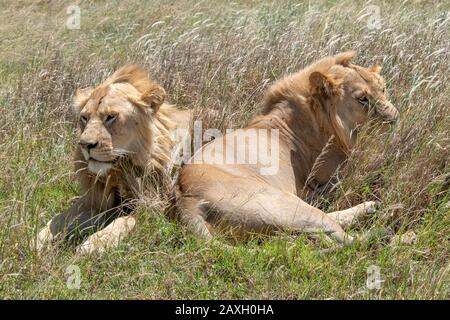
[178,170,355,245]
[174,195,214,240]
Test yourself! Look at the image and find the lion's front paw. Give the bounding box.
[76,236,107,255]
[31,221,55,254]
[76,216,136,255]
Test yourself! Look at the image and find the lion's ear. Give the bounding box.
[141,86,166,112]
[368,64,382,74]
[309,71,342,97]
[335,51,355,67]
[73,87,93,113]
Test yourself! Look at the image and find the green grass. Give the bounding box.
[0,0,448,299]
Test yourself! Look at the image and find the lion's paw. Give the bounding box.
[31,221,55,254]
[363,201,380,214]
[76,216,136,255]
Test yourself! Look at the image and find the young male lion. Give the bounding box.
[175,51,399,244]
[34,65,192,254]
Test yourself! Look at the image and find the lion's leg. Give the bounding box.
[173,195,237,251]
[227,188,354,244]
[179,173,354,245]
[33,200,122,253]
[327,201,378,229]
[34,210,105,253]
[76,216,136,255]
[34,206,92,252]
[175,195,214,240]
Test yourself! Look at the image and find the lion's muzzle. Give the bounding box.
[79,139,98,150]
[376,100,399,122]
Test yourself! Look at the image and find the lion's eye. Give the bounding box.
[80,116,88,123]
[105,114,117,125]
[358,97,370,107]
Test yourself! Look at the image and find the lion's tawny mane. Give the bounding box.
[35,65,192,254]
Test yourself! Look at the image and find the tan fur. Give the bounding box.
[73,65,183,210]
[34,65,192,254]
[175,52,398,243]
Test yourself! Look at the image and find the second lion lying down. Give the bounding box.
[174,51,398,244]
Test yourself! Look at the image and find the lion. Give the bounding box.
[34,64,192,254]
[174,51,399,244]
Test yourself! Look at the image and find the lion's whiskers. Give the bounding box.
[112,148,135,158]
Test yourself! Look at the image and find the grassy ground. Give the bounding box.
[0,0,448,299]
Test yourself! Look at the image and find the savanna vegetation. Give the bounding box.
[0,0,448,299]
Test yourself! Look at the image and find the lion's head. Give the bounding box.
[73,65,174,177]
[308,51,398,151]
[309,51,398,123]
[262,51,398,154]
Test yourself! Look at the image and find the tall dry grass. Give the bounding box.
[0,0,448,299]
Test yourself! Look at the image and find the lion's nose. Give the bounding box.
[377,101,399,123]
[385,101,399,122]
[79,139,98,150]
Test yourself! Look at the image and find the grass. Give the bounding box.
[0,0,448,299]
